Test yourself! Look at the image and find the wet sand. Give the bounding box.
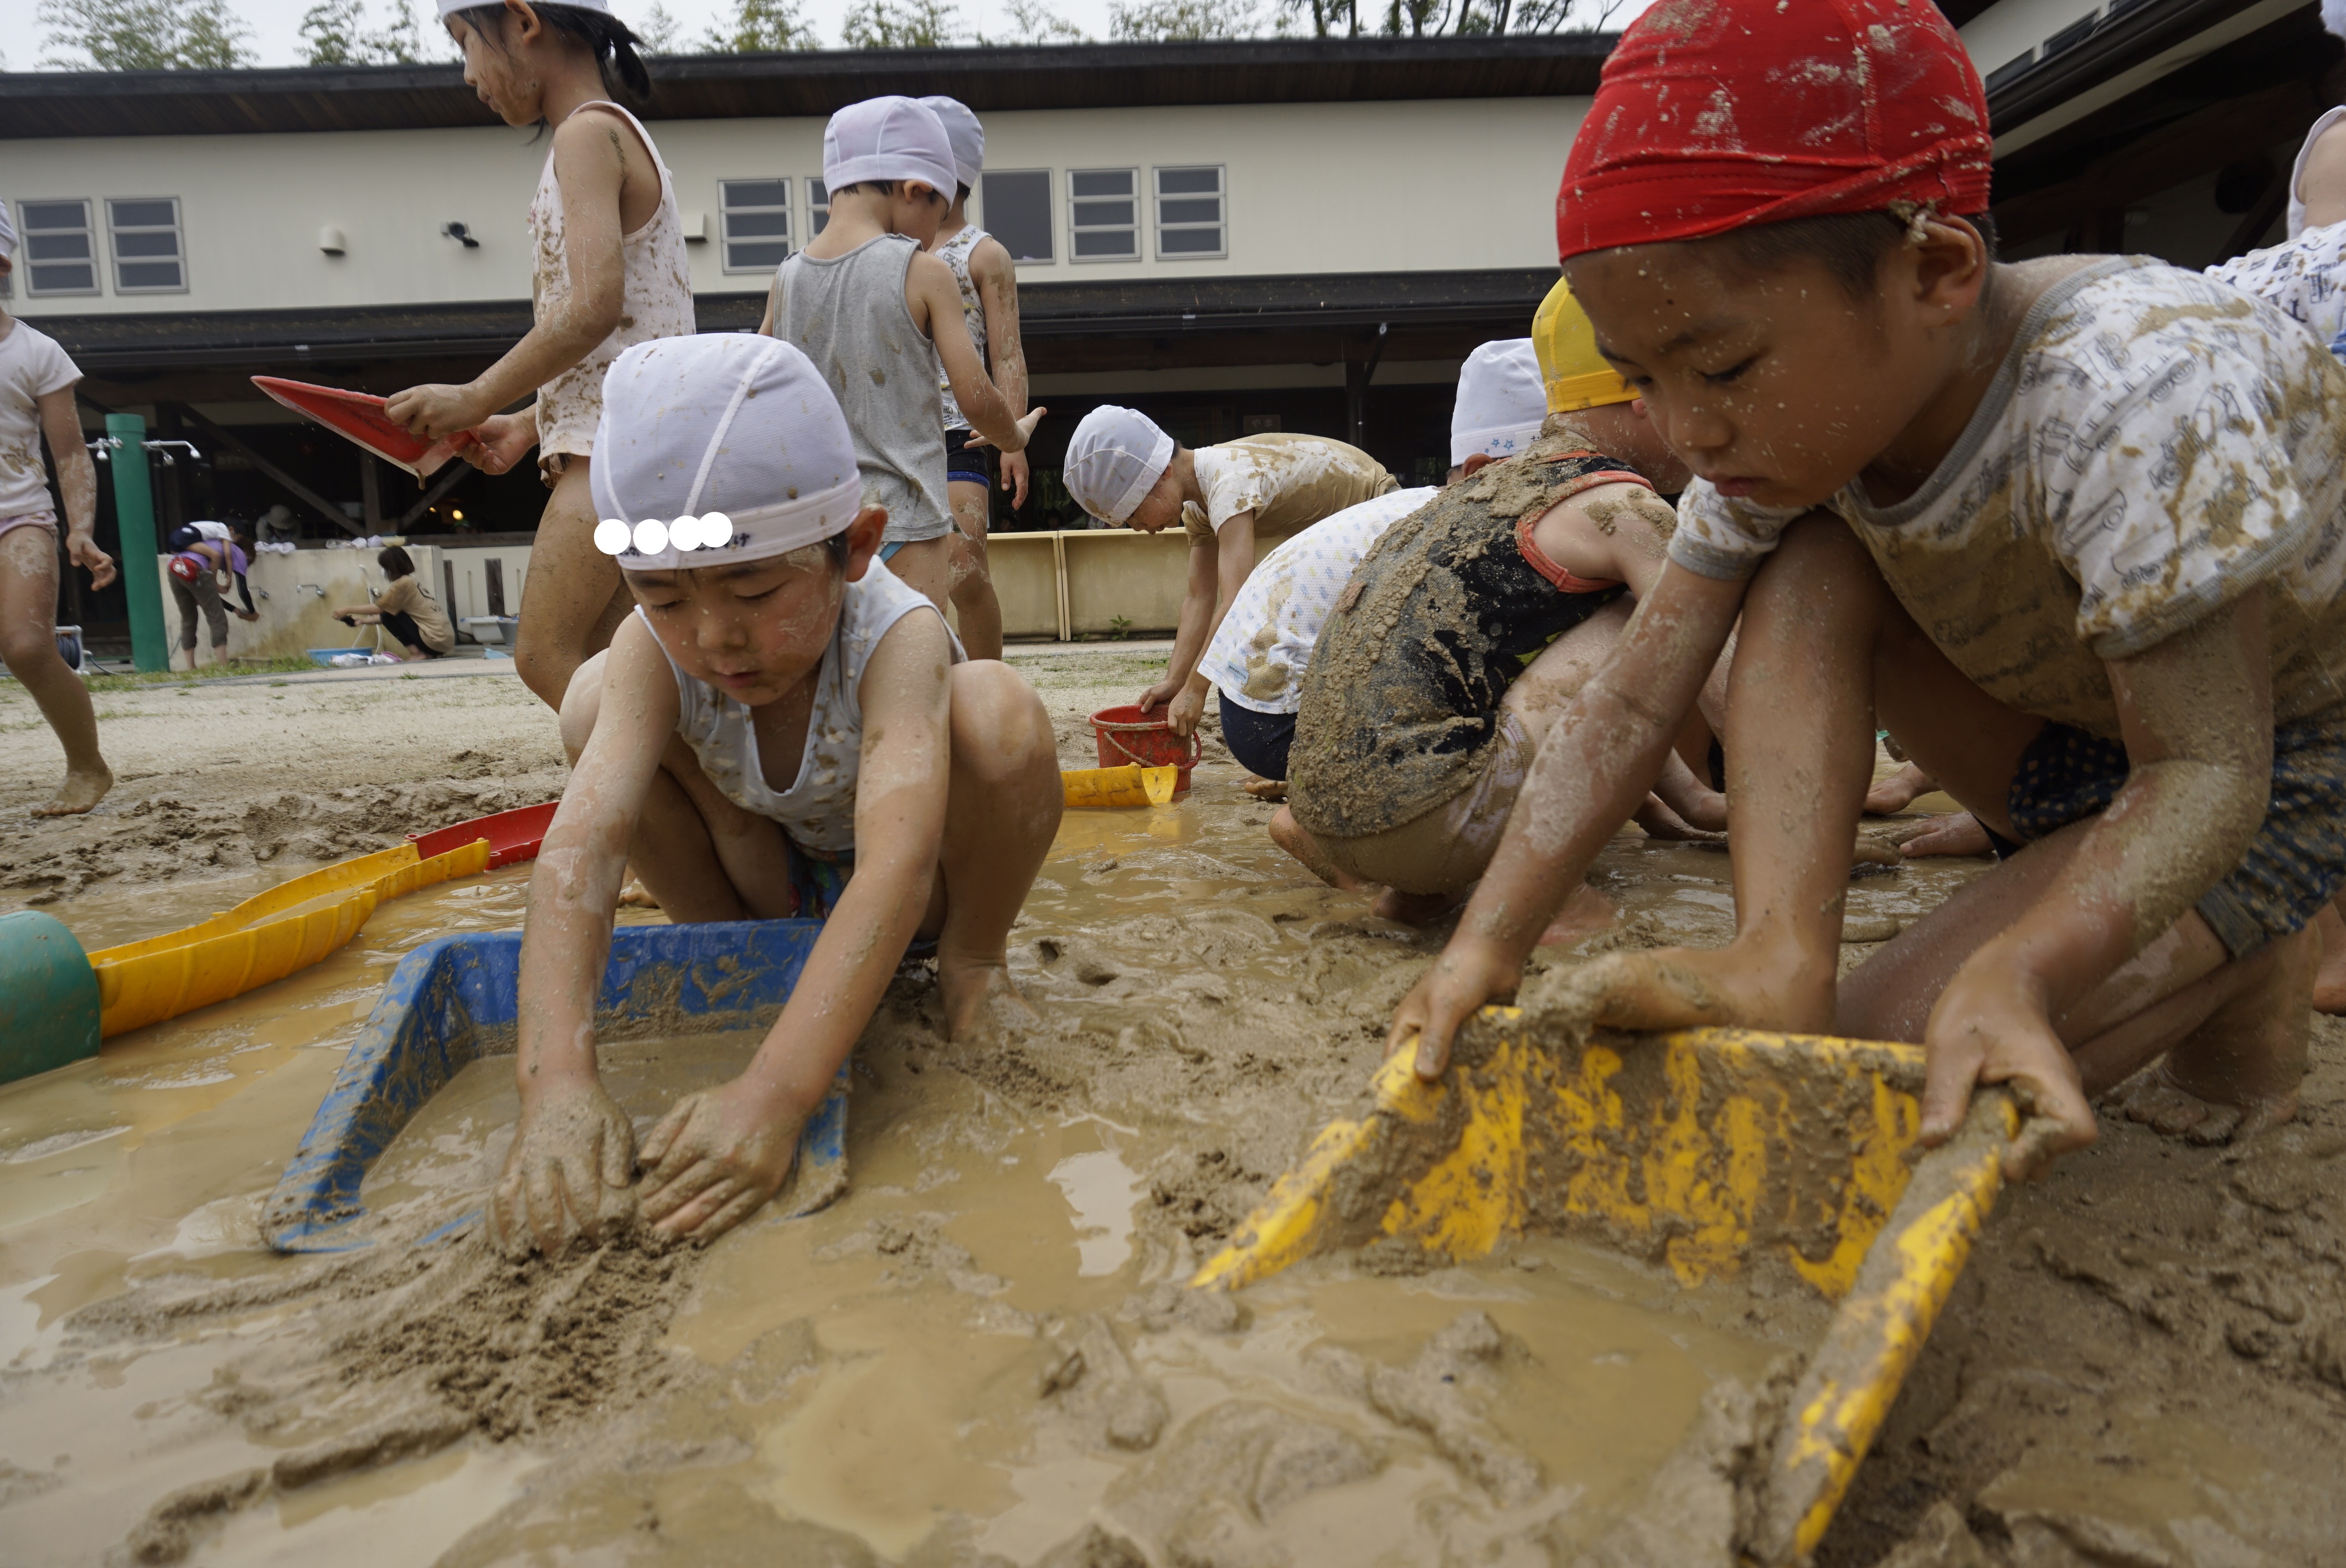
[2,652,2344,1565]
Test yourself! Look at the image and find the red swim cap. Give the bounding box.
[1556,0,1994,264]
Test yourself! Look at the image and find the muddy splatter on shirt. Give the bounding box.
[0,321,77,520]
[1179,434,1399,544]
[1288,441,1652,840]
[1199,487,1437,715]
[642,561,962,857]
[529,101,697,463]
[1672,258,2346,739]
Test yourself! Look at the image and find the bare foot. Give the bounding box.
[2107,1064,2297,1146]
[618,879,661,908]
[1537,880,1617,948]
[2108,923,2312,1144]
[1371,886,1461,926]
[2313,901,2346,1015]
[32,764,112,817]
[1852,833,1902,871]
[1571,937,1836,1035]
[941,958,1040,1041]
[1242,777,1288,801]
[1633,794,1724,843]
[1864,761,1934,815]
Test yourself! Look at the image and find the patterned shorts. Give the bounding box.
[2005,713,2346,957]
[786,841,937,957]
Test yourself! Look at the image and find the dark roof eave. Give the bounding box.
[1984,0,2270,136]
[0,35,1615,139]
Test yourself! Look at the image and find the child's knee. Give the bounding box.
[558,650,611,762]
[950,662,1052,770]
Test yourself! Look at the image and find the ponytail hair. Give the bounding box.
[453,2,652,107]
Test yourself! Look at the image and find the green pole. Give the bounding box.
[106,411,168,672]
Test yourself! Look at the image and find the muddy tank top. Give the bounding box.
[1287,442,1653,840]
[644,561,964,857]
[932,224,988,432]
[529,101,698,460]
[775,236,953,546]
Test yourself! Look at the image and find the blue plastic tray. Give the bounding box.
[261,918,842,1251]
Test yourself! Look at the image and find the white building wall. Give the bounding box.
[3,96,1584,318]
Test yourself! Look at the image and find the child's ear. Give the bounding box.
[842,506,889,582]
[505,0,542,44]
[1458,453,1496,479]
[1905,217,1991,327]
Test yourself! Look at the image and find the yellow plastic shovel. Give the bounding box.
[1062,764,1179,808]
[1189,1007,2014,1566]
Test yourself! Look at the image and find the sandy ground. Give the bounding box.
[1,653,2343,1566]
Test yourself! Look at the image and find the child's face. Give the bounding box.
[886,183,950,246]
[1122,465,1185,534]
[1565,233,1979,511]
[449,3,543,129]
[627,508,886,706]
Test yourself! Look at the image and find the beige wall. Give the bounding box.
[6,96,1584,319]
[987,526,1308,641]
[145,544,523,661]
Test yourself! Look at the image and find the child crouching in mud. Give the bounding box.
[1392,0,2346,1180]
[497,334,1061,1254]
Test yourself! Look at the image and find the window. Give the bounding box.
[719,179,792,272]
[1069,169,1138,261]
[20,200,99,296]
[1982,51,2033,93]
[1154,166,1225,260]
[107,197,187,293]
[810,179,830,236]
[979,170,1053,264]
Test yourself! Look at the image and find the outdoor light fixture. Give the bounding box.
[318,226,347,255]
[442,221,480,249]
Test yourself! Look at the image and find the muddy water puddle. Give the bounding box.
[1,765,1987,1564]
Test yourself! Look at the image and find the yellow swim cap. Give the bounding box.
[1533,276,1636,414]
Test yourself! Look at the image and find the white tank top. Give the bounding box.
[529,101,698,459]
[932,224,988,432]
[2290,106,2346,241]
[645,561,964,856]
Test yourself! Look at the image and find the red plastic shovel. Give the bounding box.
[251,376,485,478]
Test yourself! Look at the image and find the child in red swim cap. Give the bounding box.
[1390,0,2346,1185]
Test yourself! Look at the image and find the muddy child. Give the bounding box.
[497,334,1061,1252]
[1391,0,2346,1180]
[388,0,694,711]
[0,200,115,816]
[1062,408,1398,740]
[759,95,1043,616]
[1278,288,1724,933]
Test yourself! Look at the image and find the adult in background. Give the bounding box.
[332,545,456,661]
[0,199,115,815]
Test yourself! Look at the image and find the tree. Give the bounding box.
[702,0,821,51]
[840,0,963,47]
[1106,0,1261,41]
[39,0,255,69]
[299,0,424,65]
[1281,0,1354,36]
[635,0,684,52]
[982,0,1085,43]
[1375,0,1617,35]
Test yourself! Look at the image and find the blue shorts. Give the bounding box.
[2002,714,2346,958]
[787,840,936,957]
[1219,690,1297,782]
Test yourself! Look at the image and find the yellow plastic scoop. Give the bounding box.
[1061,764,1179,808]
[1189,1007,2014,1566]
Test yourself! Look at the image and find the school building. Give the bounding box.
[2,1,2337,642]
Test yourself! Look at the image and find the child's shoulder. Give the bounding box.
[2020,257,2321,390]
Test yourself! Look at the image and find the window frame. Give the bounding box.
[808,178,831,237]
[977,168,1056,265]
[1152,165,1227,262]
[717,177,795,275]
[18,198,101,298]
[1068,167,1141,265]
[105,195,188,295]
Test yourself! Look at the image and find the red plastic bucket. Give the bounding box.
[1091,705,1202,793]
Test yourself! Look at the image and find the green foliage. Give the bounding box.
[39,0,255,69]
[1373,0,1620,34]
[1108,614,1133,641]
[978,0,1085,42]
[702,0,821,51]
[298,0,423,65]
[634,0,683,52]
[1106,0,1261,39]
[840,0,962,47]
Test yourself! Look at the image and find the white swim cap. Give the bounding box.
[2327,0,2346,39]
[917,97,985,193]
[824,96,957,200]
[1450,338,1547,466]
[0,201,14,264]
[436,0,610,17]
[1064,406,1174,525]
[590,334,865,572]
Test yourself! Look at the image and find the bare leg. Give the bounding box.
[946,481,1003,661]
[515,459,628,711]
[0,529,110,815]
[1269,805,1374,892]
[885,535,955,616]
[2313,896,2346,1014]
[924,661,1062,1037]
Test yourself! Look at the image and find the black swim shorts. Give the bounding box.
[945,426,993,489]
[1219,689,1297,782]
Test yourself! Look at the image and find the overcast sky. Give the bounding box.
[1,0,1646,69]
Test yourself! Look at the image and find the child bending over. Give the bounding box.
[1393,0,2346,1178]
[1063,407,1398,739]
[1281,288,1724,933]
[497,335,1061,1253]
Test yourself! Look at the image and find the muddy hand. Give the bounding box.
[1894,812,1993,859]
[1166,682,1205,739]
[1921,963,2096,1182]
[1387,935,1522,1081]
[491,1079,638,1256]
[1136,677,1181,716]
[70,535,117,591]
[385,383,488,440]
[638,1079,802,1242]
[461,413,537,475]
[1001,447,1031,510]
